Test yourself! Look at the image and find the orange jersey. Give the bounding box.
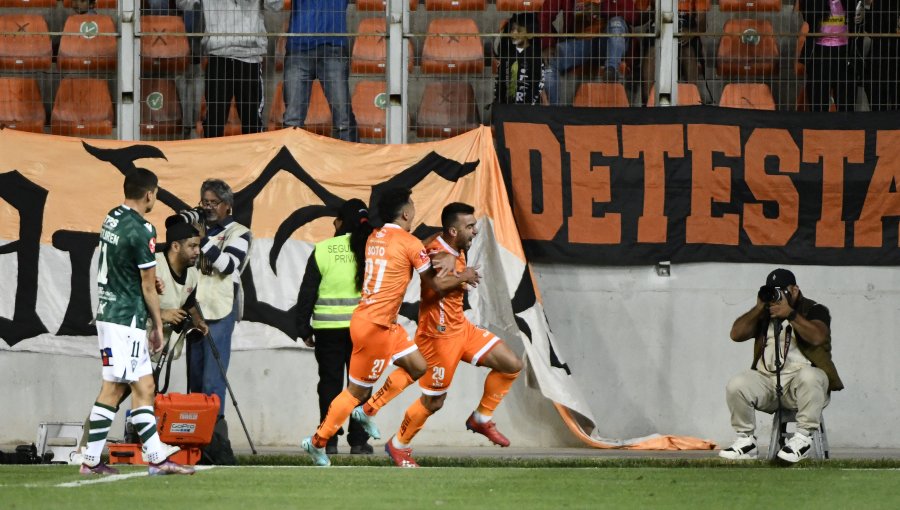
[417,236,468,338]
[353,223,431,327]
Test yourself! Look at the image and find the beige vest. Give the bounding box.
[197,222,251,321]
[154,252,199,361]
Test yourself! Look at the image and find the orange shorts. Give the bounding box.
[416,322,501,396]
[348,316,418,387]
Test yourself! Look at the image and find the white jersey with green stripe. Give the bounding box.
[95,205,157,327]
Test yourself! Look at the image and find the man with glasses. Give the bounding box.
[720,268,843,464]
[188,179,251,464]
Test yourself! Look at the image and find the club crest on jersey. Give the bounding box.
[148,237,156,252]
[144,222,153,232]
[100,347,113,367]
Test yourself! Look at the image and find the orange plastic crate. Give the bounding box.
[108,443,202,466]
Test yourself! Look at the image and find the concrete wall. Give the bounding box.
[3,262,898,448]
[531,262,900,448]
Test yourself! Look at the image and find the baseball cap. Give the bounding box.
[766,268,796,288]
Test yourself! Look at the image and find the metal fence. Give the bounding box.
[0,1,897,143]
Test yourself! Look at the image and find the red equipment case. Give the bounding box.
[154,393,220,446]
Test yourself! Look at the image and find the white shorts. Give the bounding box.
[96,320,152,383]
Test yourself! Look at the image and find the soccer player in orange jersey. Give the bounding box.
[301,188,474,466]
[374,202,524,468]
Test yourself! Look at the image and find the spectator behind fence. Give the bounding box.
[283,0,358,142]
[539,0,636,105]
[800,0,857,111]
[720,269,843,464]
[863,0,899,110]
[177,0,283,138]
[494,13,545,106]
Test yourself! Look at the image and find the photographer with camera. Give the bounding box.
[155,217,208,372]
[720,269,843,463]
[187,179,251,464]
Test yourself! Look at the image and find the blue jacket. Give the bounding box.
[287,0,349,52]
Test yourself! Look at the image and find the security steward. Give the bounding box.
[296,199,372,455]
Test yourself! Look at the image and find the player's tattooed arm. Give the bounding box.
[141,266,165,353]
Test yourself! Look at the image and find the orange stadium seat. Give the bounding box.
[64,0,117,8]
[573,83,630,107]
[679,0,710,11]
[646,83,702,106]
[796,21,808,77]
[0,77,45,133]
[140,16,190,75]
[267,80,332,136]
[197,97,242,137]
[51,78,114,136]
[58,14,118,72]
[716,18,779,78]
[140,79,182,136]
[496,0,543,11]
[356,0,417,11]
[416,81,479,138]
[0,0,55,7]
[352,80,387,139]
[425,0,485,11]
[351,17,414,74]
[275,34,286,72]
[719,83,776,110]
[719,0,781,11]
[421,18,484,74]
[0,15,52,72]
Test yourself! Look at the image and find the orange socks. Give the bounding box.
[313,389,361,448]
[475,370,520,417]
[363,368,414,417]
[397,398,434,446]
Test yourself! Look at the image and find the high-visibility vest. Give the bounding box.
[311,234,361,329]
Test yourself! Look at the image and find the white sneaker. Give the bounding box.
[142,442,181,464]
[718,435,758,460]
[777,433,812,463]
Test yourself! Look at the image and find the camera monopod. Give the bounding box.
[771,316,785,425]
[193,303,258,455]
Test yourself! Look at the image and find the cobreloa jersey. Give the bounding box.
[417,236,468,338]
[353,224,431,327]
[96,205,157,327]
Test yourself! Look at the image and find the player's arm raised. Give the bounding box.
[140,266,164,353]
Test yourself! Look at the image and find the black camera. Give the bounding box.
[171,310,205,342]
[758,285,786,303]
[178,206,206,226]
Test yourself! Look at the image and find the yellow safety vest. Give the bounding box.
[311,234,360,329]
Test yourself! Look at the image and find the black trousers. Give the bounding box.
[313,328,368,447]
[204,55,264,138]
[866,38,900,111]
[805,44,855,112]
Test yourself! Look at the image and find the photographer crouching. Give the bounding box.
[720,269,843,463]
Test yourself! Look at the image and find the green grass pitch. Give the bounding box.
[2,458,900,509]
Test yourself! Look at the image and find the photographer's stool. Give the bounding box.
[36,422,84,464]
[766,409,829,460]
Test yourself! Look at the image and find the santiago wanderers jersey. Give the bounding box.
[95,205,157,327]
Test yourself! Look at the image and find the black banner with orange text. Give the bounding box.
[492,105,900,265]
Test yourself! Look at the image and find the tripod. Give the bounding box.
[192,303,258,455]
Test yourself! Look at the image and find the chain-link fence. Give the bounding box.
[0,1,897,142]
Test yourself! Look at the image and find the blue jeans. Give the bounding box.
[188,299,237,417]
[544,16,629,105]
[284,45,358,142]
